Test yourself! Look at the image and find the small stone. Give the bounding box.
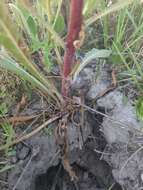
[141,173,143,182]
[10,156,18,164]
[97,90,124,110]
[16,145,31,160]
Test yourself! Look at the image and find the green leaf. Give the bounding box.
[53,15,65,33]
[27,16,37,38]
[0,2,63,104]
[0,3,62,102]
[0,103,8,115]
[0,33,23,63]
[73,48,112,81]
[1,122,15,154]
[9,4,32,38]
[136,97,143,121]
[83,0,97,16]
[31,40,43,52]
[0,53,51,94]
[43,46,53,71]
[0,165,15,173]
[16,3,30,20]
[85,48,112,59]
[86,0,135,27]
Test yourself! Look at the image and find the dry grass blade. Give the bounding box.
[0,115,39,126]
[0,115,61,151]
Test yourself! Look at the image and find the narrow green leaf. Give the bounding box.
[9,4,32,38]
[73,49,112,81]
[0,2,62,103]
[43,45,53,71]
[1,123,15,154]
[136,97,143,121]
[86,0,135,27]
[0,53,51,95]
[27,16,37,38]
[0,165,15,173]
[83,0,97,16]
[53,15,65,33]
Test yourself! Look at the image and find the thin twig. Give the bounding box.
[65,96,130,129]
[12,147,40,190]
[21,115,41,136]
[94,147,111,156]
[0,179,8,185]
[119,145,143,178]
[0,115,40,125]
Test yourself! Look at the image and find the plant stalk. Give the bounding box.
[62,0,83,97]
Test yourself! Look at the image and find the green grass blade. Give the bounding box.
[0,53,54,96]
[112,42,141,91]
[0,2,62,103]
[0,165,15,173]
[9,4,32,38]
[73,49,111,81]
[1,123,15,154]
[86,0,135,27]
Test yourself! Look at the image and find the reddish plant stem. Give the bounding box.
[62,0,83,97]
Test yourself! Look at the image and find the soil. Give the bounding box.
[1,60,143,190]
[6,111,122,190]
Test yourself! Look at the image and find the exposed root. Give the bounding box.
[55,114,77,181]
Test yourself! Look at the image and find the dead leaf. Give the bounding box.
[15,94,27,115]
[0,115,39,126]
